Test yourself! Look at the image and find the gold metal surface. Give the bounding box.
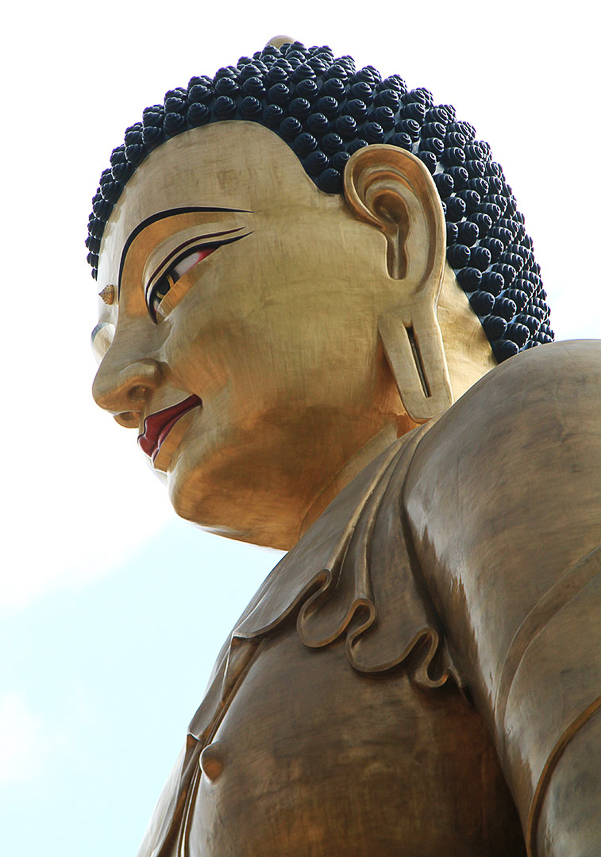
[265,35,296,48]
[404,340,601,856]
[98,283,115,305]
[91,120,599,856]
[345,144,453,421]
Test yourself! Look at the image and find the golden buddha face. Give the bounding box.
[92,122,493,548]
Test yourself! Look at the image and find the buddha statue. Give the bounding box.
[87,39,600,857]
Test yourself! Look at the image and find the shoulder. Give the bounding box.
[402,343,601,847]
[443,338,600,442]
[408,340,601,494]
[404,340,601,611]
[457,338,601,417]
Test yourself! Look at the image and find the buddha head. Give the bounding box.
[89,40,553,548]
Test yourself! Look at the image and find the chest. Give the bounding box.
[183,624,524,857]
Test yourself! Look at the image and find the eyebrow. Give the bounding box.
[118,206,250,294]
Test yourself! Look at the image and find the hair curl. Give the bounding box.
[86,41,553,361]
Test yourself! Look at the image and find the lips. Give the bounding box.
[138,395,202,462]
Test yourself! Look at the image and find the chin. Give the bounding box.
[165,439,304,550]
[164,405,383,549]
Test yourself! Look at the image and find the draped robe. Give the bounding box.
[137,341,601,857]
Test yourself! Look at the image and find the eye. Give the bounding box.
[146,246,216,321]
[145,230,251,322]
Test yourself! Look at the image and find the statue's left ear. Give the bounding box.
[344,144,453,422]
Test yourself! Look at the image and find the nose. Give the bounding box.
[93,347,163,429]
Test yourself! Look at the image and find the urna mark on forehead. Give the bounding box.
[96,122,327,290]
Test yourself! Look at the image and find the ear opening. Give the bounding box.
[344,144,454,422]
[376,192,409,279]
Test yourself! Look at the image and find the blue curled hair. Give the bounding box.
[86,41,553,362]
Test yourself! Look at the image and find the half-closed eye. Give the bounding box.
[146,247,215,320]
[145,231,250,322]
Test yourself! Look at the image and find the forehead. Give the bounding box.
[96,121,326,289]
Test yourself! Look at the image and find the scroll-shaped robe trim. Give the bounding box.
[234,421,463,690]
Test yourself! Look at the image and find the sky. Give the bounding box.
[2,2,599,854]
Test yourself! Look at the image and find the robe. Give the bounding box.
[137,340,601,857]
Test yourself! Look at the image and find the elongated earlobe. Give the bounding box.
[378,305,453,423]
[344,144,453,422]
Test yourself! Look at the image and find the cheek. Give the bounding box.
[163,320,232,397]
[161,270,284,400]
[162,308,278,412]
[163,297,380,414]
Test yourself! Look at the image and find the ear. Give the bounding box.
[344,144,453,423]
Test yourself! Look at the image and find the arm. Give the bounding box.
[404,340,601,857]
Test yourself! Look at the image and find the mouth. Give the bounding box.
[138,395,202,462]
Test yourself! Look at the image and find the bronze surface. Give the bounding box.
[91,121,600,855]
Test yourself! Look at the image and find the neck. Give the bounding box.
[299,422,401,539]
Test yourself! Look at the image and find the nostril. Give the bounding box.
[128,385,149,402]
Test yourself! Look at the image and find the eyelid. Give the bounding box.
[145,227,246,302]
[145,231,252,322]
[173,250,206,278]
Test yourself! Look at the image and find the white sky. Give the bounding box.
[2,2,599,855]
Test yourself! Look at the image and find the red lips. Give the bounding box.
[138,395,202,461]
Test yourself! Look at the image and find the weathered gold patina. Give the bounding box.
[91,116,600,855]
